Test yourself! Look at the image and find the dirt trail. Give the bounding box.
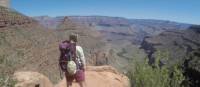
[14,66,130,87]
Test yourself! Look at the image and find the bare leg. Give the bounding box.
[67,84,72,87]
[66,80,71,87]
[65,73,72,87]
[83,81,87,87]
[78,81,84,87]
[67,81,73,87]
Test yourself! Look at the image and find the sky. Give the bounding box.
[11,0,200,24]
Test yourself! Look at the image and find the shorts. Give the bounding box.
[65,70,85,85]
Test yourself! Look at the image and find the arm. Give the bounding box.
[77,46,86,69]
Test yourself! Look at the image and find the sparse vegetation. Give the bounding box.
[0,55,17,87]
[0,75,16,87]
[127,50,185,87]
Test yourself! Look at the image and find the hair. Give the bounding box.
[69,33,78,42]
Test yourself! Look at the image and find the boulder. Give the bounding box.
[14,71,53,87]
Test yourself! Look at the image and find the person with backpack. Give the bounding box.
[59,33,86,87]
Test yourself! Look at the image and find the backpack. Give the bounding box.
[59,40,77,75]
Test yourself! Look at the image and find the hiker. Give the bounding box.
[59,33,86,87]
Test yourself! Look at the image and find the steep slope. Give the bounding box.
[0,6,50,78]
[0,11,60,84]
[0,6,35,28]
[140,25,200,65]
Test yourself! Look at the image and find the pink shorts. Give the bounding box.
[65,70,85,85]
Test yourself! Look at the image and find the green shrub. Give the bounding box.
[127,50,185,87]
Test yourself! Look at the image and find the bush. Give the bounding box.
[127,50,185,87]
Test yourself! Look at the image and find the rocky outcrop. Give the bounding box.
[56,66,129,87]
[14,72,53,87]
[14,66,130,87]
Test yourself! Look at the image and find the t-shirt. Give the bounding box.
[76,45,86,66]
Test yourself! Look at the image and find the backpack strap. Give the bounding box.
[70,43,83,70]
[69,42,77,62]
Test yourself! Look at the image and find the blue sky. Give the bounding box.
[11,0,200,24]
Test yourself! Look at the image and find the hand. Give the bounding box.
[82,65,86,72]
